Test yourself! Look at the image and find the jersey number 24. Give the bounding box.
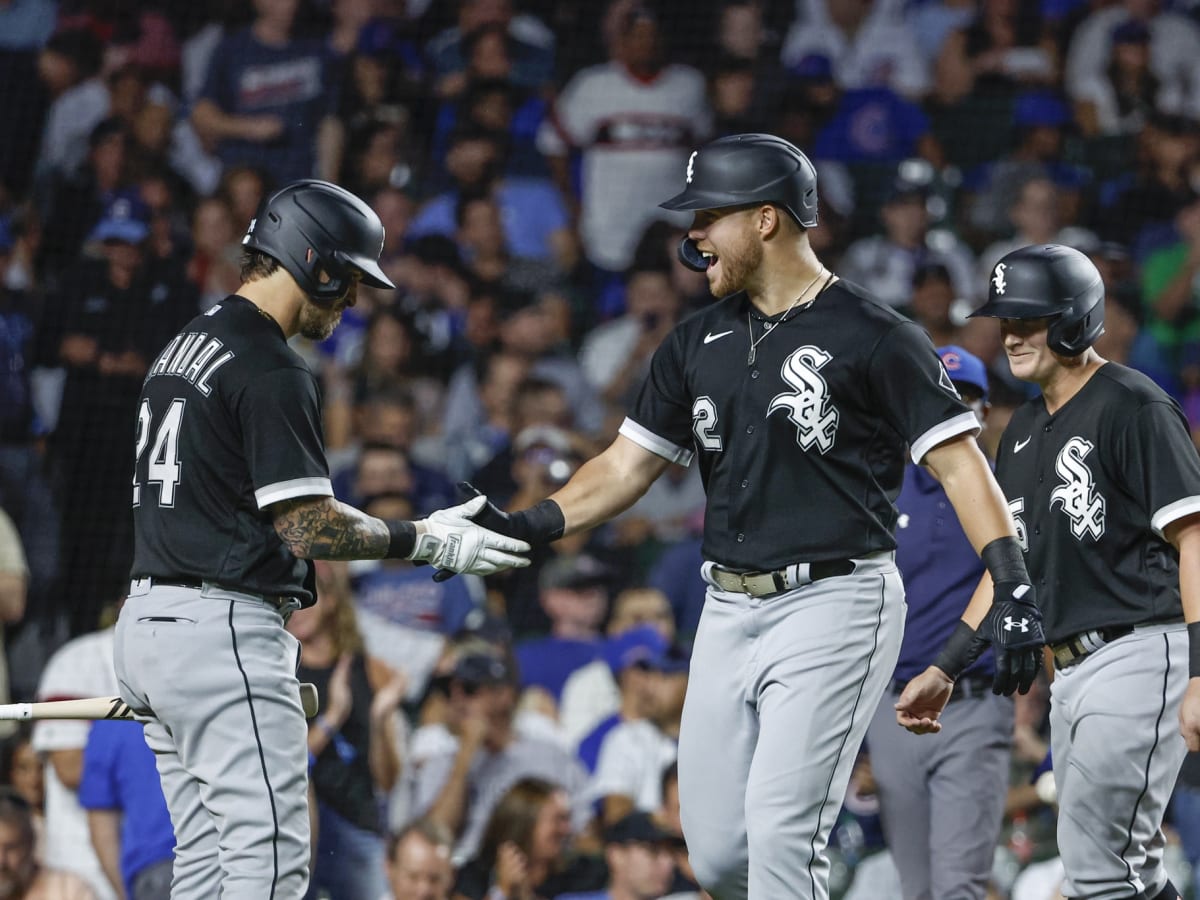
[133,398,186,507]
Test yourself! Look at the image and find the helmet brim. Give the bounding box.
[969,296,1065,319]
[658,188,752,212]
[344,253,395,290]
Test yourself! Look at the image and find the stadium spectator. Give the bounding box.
[406,649,591,864]
[32,623,119,899]
[536,2,710,276]
[908,263,966,351]
[514,553,611,706]
[932,0,1057,108]
[780,0,930,100]
[354,491,484,704]
[840,173,977,309]
[426,0,555,101]
[34,28,108,181]
[1071,19,1160,137]
[1099,112,1199,252]
[46,196,196,634]
[191,0,340,186]
[1065,0,1200,121]
[0,788,97,899]
[78,720,174,900]
[569,623,670,772]
[558,810,696,900]
[960,89,1088,240]
[451,777,606,900]
[0,219,56,621]
[978,176,1098,278]
[408,126,573,267]
[589,642,688,826]
[579,263,682,408]
[385,819,455,900]
[292,560,408,900]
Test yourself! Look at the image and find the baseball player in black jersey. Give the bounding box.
[116,180,530,900]
[916,243,1200,900]
[455,134,1044,900]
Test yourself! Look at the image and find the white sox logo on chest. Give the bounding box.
[767,346,839,453]
[1050,436,1105,540]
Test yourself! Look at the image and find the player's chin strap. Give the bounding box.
[678,238,708,273]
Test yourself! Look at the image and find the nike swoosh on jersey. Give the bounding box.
[704,330,733,344]
[1014,436,1032,453]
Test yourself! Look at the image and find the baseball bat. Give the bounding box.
[0,683,320,721]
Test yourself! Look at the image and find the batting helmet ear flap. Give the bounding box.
[678,237,708,272]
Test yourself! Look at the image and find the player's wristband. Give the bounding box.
[509,499,566,546]
[1188,623,1200,678]
[384,520,417,559]
[981,536,1030,585]
[932,620,978,680]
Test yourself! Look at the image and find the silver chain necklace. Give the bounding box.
[746,270,831,366]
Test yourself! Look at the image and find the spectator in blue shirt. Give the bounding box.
[864,346,1014,900]
[515,554,611,705]
[78,720,175,900]
[191,0,340,186]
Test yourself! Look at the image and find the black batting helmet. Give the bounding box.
[241,179,395,306]
[660,133,819,272]
[970,244,1105,356]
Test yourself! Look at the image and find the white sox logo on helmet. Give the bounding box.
[1050,436,1106,540]
[686,151,698,184]
[768,346,839,453]
[992,263,1007,295]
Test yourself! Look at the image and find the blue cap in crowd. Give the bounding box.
[88,195,151,245]
[789,53,834,83]
[938,345,989,402]
[1013,91,1071,129]
[605,626,668,675]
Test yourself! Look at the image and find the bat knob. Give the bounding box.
[299,683,320,719]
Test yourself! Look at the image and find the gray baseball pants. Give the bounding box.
[1050,622,1188,900]
[866,681,1014,899]
[677,554,904,900]
[114,580,310,899]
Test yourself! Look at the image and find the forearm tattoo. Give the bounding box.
[273,497,390,560]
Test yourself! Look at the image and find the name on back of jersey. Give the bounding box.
[145,331,235,397]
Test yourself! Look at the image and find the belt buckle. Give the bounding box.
[739,572,753,594]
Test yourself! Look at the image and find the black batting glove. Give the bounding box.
[982,581,1044,696]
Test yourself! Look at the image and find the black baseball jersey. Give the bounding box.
[623,279,977,570]
[130,295,332,604]
[994,363,1200,642]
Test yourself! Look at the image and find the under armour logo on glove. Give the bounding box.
[983,581,1045,696]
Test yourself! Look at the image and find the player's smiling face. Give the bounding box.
[687,206,763,296]
[1000,316,1059,384]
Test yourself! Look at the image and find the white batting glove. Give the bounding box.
[409,496,532,576]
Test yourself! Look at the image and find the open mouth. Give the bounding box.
[700,250,719,271]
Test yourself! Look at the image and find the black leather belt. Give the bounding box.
[892,672,993,703]
[1050,625,1135,670]
[136,577,298,613]
[709,558,857,597]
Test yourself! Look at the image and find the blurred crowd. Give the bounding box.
[2,0,1200,897]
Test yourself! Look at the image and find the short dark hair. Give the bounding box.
[912,262,952,289]
[239,247,281,283]
[455,188,496,229]
[0,788,34,847]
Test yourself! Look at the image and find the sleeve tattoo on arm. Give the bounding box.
[273,497,390,560]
